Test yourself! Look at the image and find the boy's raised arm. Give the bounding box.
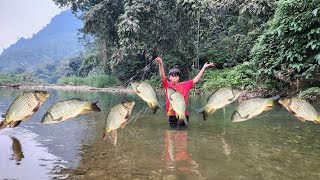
[193,62,215,84]
[155,57,167,81]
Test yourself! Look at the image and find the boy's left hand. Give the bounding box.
[203,62,215,68]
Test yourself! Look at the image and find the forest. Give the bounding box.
[6,0,320,97]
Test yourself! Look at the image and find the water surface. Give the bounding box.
[0,88,319,180]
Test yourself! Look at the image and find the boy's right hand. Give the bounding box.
[155,57,162,64]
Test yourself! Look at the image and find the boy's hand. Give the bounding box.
[155,57,163,64]
[203,62,215,69]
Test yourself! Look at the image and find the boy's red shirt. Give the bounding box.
[162,78,194,116]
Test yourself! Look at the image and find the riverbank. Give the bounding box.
[0,85,136,93]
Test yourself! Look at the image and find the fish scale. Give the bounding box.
[167,88,187,125]
[279,97,320,123]
[198,87,242,121]
[41,99,101,124]
[6,92,47,122]
[103,101,135,144]
[106,104,130,131]
[49,101,90,120]
[131,81,160,114]
[0,91,49,130]
[232,98,275,122]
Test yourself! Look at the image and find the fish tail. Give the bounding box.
[150,102,160,114]
[0,120,9,131]
[177,113,188,125]
[102,130,118,146]
[90,101,101,112]
[271,95,281,101]
[315,116,320,124]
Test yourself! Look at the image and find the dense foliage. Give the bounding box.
[53,0,275,82]
[0,0,312,94]
[250,0,320,90]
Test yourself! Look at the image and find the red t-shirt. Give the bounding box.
[162,79,194,116]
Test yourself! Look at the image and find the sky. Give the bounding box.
[0,0,64,54]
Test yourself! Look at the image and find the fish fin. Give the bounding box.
[297,116,305,122]
[264,106,273,111]
[102,131,110,141]
[209,108,217,114]
[151,106,158,114]
[10,121,22,128]
[183,118,188,125]
[120,122,126,129]
[23,115,32,121]
[227,97,235,102]
[148,102,160,114]
[315,116,320,124]
[243,114,250,120]
[80,109,92,114]
[0,120,9,130]
[231,110,249,122]
[287,107,296,115]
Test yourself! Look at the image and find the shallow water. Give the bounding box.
[0,88,319,180]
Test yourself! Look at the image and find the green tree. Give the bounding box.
[250,0,320,90]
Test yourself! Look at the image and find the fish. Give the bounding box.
[197,87,242,121]
[102,101,135,145]
[131,81,160,114]
[167,87,188,125]
[231,95,280,122]
[278,97,320,123]
[0,91,49,130]
[41,99,101,124]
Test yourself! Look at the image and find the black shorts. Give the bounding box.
[168,116,189,128]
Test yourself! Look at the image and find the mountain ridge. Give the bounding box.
[0,10,84,72]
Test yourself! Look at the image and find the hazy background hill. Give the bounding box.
[0,10,84,72]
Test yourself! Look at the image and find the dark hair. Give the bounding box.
[168,66,181,77]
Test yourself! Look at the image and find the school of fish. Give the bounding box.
[0,80,319,147]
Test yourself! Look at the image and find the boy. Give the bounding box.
[155,57,214,127]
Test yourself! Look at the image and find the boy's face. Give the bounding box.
[169,74,180,85]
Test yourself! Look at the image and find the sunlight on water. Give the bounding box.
[0,88,319,179]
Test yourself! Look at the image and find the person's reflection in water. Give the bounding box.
[10,136,24,165]
[162,130,203,178]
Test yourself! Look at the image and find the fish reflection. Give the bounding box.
[162,130,203,178]
[10,136,24,165]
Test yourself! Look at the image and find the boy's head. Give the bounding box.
[168,66,181,84]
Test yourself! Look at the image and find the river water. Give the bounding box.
[0,88,319,180]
